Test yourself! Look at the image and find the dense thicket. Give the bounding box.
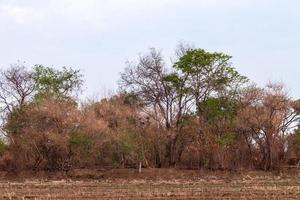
[0,46,300,172]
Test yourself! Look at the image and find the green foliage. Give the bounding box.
[173,48,248,100]
[215,132,238,146]
[163,73,183,89]
[68,130,94,166]
[118,133,136,155]
[69,130,92,151]
[110,130,142,168]
[123,93,140,107]
[3,104,31,135]
[33,65,83,101]
[0,138,7,156]
[198,97,238,122]
[174,49,234,77]
[293,127,300,152]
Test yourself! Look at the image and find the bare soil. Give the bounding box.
[0,168,300,199]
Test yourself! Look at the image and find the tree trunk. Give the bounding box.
[165,140,172,167]
[154,146,161,168]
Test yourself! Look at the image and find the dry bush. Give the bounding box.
[237,83,299,170]
[88,94,148,168]
[1,98,92,171]
[0,83,299,172]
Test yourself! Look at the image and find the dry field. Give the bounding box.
[0,169,300,199]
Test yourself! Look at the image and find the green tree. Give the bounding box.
[33,65,83,101]
[170,49,248,149]
[173,49,247,111]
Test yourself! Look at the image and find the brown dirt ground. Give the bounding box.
[0,168,300,199]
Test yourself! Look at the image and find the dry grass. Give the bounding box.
[0,169,300,199]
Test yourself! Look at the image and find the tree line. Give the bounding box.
[1,44,300,173]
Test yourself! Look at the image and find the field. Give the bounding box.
[0,169,300,199]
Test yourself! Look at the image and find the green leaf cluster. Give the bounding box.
[33,65,83,101]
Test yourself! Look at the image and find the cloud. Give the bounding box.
[0,5,32,23]
[0,0,252,25]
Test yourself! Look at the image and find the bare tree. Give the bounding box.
[0,65,35,114]
[120,48,193,167]
[0,64,36,136]
[237,83,300,170]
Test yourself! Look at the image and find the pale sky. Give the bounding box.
[0,0,299,98]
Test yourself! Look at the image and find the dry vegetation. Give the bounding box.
[0,169,300,199]
[1,45,300,199]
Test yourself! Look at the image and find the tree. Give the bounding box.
[0,64,35,114]
[0,64,83,140]
[120,47,249,167]
[0,65,36,137]
[173,48,247,114]
[237,83,300,170]
[167,48,247,168]
[194,96,241,169]
[33,65,83,101]
[120,48,194,167]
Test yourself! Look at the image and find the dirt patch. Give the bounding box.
[0,169,300,199]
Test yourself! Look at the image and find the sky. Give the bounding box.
[0,0,299,98]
